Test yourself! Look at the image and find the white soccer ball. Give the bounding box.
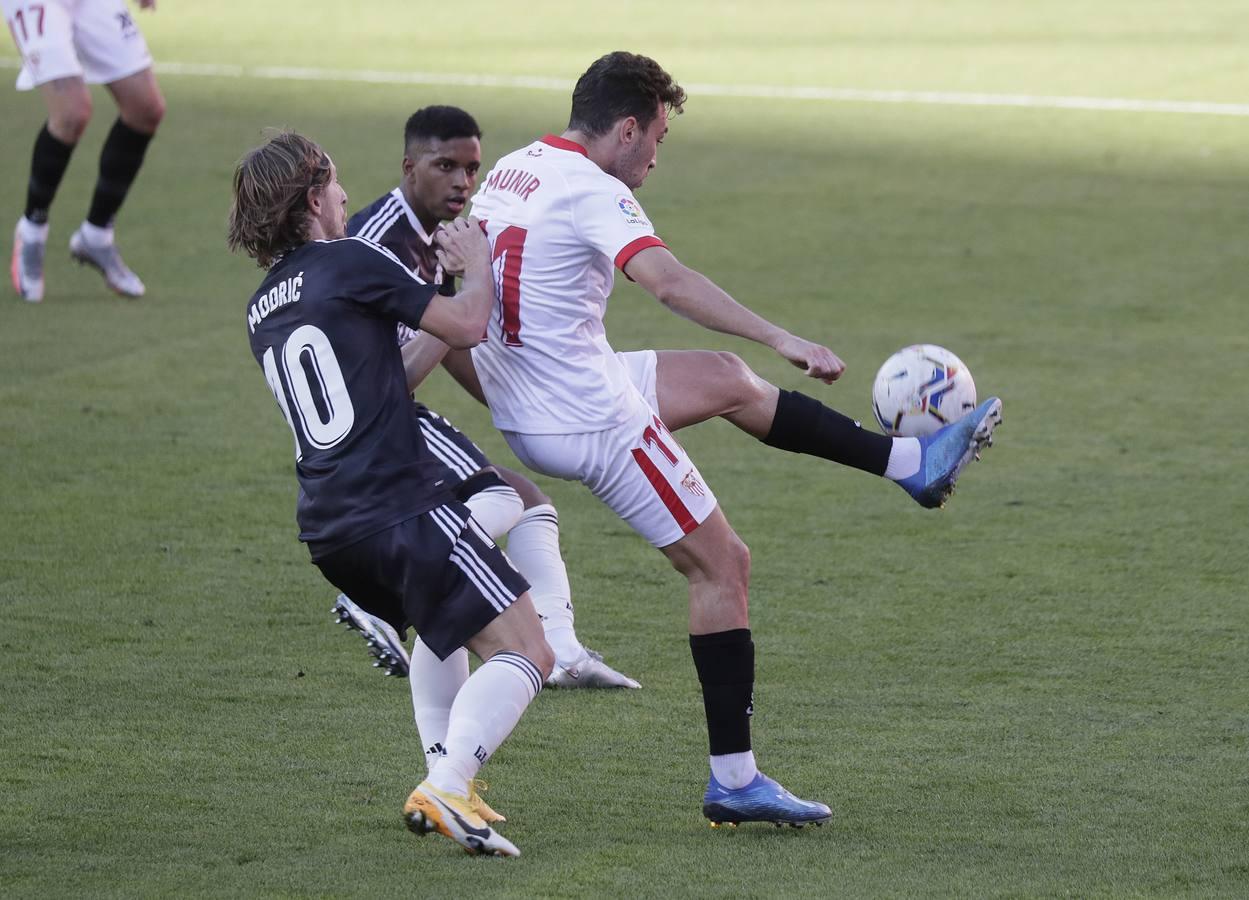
[872,344,977,436]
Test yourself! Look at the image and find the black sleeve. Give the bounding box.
[337,237,439,331]
[438,274,457,297]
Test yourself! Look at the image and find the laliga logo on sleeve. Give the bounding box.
[616,195,650,227]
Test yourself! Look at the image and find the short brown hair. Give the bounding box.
[568,51,686,138]
[227,131,331,268]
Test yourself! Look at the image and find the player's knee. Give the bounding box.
[122,93,165,135]
[51,98,92,143]
[140,93,166,133]
[714,351,767,406]
[722,533,751,592]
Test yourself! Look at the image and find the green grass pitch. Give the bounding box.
[2,2,1247,895]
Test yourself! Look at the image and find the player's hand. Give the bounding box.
[774,334,845,384]
[434,216,489,277]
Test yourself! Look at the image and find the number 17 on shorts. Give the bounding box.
[626,414,718,547]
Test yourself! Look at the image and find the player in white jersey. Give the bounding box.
[339,105,639,695]
[5,0,165,302]
[470,51,1002,827]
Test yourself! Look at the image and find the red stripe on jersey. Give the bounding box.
[630,448,698,535]
[540,134,589,156]
[615,235,666,273]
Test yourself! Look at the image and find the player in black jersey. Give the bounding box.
[229,130,551,858]
[343,105,640,701]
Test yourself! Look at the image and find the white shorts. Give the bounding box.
[503,349,718,549]
[3,0,152,91]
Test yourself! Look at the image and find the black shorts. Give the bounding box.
[315,502,530,660]
[412,402,491,487]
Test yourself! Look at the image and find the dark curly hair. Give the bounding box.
[568,51,686,137]
[227,131,331,268]
[404,105,482,152]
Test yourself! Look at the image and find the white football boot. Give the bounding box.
[69,226,145,297]
[11,220,45,302]
[331,594,410,677]
[546,647,641,689]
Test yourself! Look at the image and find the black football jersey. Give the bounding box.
[347,189,456,296]
[246,237,451,558]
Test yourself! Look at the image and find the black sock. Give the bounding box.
[86,119,154,228]
[25,124,77,225]
[762,388,893,476]
[690,629,754,755]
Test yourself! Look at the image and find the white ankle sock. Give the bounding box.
[18,217,49,242]
[883,437,921,481]
[542,625,583,668]
[428,651,543,796]
[408,638,469,773]
[710,751,758,789]
[78,221,114,247]
[506,505,581,664]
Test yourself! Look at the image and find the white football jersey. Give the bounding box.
[469,135,666,434]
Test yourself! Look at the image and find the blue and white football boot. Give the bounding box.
[332,594,410,677]
[897,396,1003,509]
[702,772,832,828]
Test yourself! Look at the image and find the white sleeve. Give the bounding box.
[571,177,667,271]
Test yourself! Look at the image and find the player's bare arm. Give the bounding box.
[418,217,493,348]
[624,245,846,384]
[441,348,488,405]
[401,331,451,393]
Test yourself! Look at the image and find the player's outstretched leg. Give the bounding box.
[653,350,1001,509]
[894,397,1002,508]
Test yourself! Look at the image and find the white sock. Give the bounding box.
[883,436,921,481]
[542,625,583,668]
[18,217,49,243]
[78,221,114,247]
[408,638,469,773]
[428,651,543,796]
[464,484,524,541]
[710,751,758,789]
[506,505,581,665]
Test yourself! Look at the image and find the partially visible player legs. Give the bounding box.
[652,350,1000,509]
[405,637,506,824]
[403,593,553,857]
[67,68,164,298]
[319,506,552,857]
[661,508,832,828]
[497,466,640,689]
[505,407,828,827]
[10,77,92,302]
[335,458,637,686]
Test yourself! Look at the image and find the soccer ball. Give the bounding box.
[872,344,977,436]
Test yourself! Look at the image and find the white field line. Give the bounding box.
[3,56,1249,117]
